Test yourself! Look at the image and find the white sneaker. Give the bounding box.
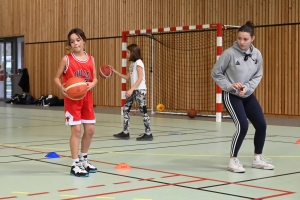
[228,158,246,173]
[80,155,98,173]
[70,162,89,177]
[252,155,275,170]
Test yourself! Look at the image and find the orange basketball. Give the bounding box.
[187,109,197,118]
[65,77,88,100]
[99,64,113,79]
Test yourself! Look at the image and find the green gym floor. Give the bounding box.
[0,102,299,200]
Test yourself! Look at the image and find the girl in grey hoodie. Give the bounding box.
[211,21,274,173]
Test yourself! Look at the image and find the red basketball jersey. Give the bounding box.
[62,52,94,83]
[62,52,96,125]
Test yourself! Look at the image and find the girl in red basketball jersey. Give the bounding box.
[54,28,98,177]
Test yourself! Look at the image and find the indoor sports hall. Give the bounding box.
[0,0,300,200]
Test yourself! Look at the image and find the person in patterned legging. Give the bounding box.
[110,44,153,141]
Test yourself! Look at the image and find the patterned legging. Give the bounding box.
[123,90,151,135]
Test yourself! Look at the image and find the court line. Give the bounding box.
[87,151,300,158]
[61,179,253,200]
[265,140,300,144]
[9,135,227,148]
[10,156,251,199]
[0,196,17,200]
[15,155,296,200]
[113,181,131,185]
[1,135,297,199]
[252,192,296,200]
[28,192,49,196]
[86,184,106,188]
[12,191,28,194]
[1,139,299,165]
[0,113,216,131]
[0,136,233,157]
[0,132,298,150]
[58,188,78,192]
[0,129,214,148]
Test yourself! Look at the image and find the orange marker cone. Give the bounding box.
[296,139,300,144]
[115,162,131,170]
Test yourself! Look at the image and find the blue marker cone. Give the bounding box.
[45,152,60,158]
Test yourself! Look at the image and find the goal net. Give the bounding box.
[122,24,238,121]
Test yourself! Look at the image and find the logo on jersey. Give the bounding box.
[74,70,91,82]
[236,61,240,65]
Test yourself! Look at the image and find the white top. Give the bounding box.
[129,59,147,90]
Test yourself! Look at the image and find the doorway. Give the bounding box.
[0,37,24,101]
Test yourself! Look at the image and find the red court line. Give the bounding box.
[253,191,296,199]
[0,196,17,200]
[86,184,105,188]
[58,188,78,192]
[161,174,180,178]
[90,159,226,184]
[64,184,168,200]
[113,181,131,185]
[0,144,46,154]
[2,144,295,199]
[27,192,49,196]
[237,183,294,193]
[62,179,204,200]
[87,159,295,199]
[106,161,295,197]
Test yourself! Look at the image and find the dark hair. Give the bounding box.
[67,28,87,46]
[238,21,255,37]
[127,44,142,62]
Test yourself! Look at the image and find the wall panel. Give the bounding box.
[0,0,299,116]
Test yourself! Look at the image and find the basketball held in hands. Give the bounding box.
[64,77,88,100]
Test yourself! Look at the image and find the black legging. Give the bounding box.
[222,91,267,157]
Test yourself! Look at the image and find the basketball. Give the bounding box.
[64,77,88,100]
[156,103,165,112]
[187,109,197,118]
[99,64,113,79]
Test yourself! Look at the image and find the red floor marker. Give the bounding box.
[296,139,300,144]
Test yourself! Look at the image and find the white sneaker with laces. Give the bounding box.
[252,155,275,170]
[80,155,98,173]
[70,162,89,177]
[227,158,246,173]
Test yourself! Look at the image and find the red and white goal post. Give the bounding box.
[121,24,238,122]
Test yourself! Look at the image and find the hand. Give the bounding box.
[61,84,67,96]
[125,89,133,98]
[87,82,95,91]
[238,86,247,97]
[108,65,116,73]
[232,82,243,90]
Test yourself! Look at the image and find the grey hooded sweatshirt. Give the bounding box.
[211,41,263,98]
